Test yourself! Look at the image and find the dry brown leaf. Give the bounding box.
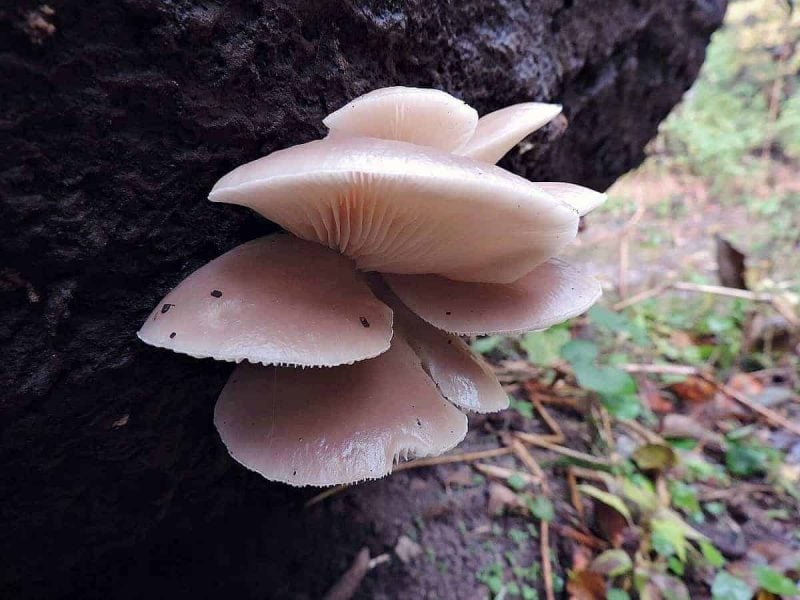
[669,375,717,404]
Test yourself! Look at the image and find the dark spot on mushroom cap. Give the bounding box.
[161,303,173,314]
[445,311,451,315]
[360,316,370,327]
[169,332,176,339]
[293,470,297,476]
[416,418,422,427]
[210,289,222,298]
[447,340,452,345]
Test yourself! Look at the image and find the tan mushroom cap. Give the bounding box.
[137,235,393,367]
[455,103,563,164]
[535,182,607,217]
[323,86,479,152]
[210,136,579,284]
[214,334,468,487]
[384,258,602,335]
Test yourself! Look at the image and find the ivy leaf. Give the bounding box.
[471,335,504,355]
[560,339,598,366]
[521,326,571,367]
[651,518,687,562]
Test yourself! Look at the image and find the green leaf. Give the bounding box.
[698,540,725,568]
[507,473,527,491]
[633,443,677,472]
[560,339,598,366]
[668,556,685,576]
[607,590,630,600]
[521,326,571,367]
[600,393,642,419]
[525,495,555,522]
[509,398,534,418]
[572,363,636,396]
[590,549,632,577]
[471,335,504,355]
[578,484,632,522]
[726,442,769,477]
[622,477,658,513]
[589,305,632,333]
[651,518,687,562]
[669,481,701,517]
[754,565,800,596]
[711,572,753,600]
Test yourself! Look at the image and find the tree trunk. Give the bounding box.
[1,1,724,597]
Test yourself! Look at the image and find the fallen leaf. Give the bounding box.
[590,549,633,577]
[487,482,525,516]
[715,234,748,290]
[633,443,677,472]
[567,569,606,600]
[640,377,673,413]
[669,376,717,404]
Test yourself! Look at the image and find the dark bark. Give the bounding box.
[1,1,724,598]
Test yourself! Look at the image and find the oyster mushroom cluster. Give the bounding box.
[138,87,605,487]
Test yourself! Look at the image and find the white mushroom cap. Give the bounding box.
[210,136,579,284]
[455,103,563,164]
[137,235,393,367]
[214,334,468,487]
[384,258,602,335]
[323,86,479,152]
[376,281,508,413]
[535,182,607,216]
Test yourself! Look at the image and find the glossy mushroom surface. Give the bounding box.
[138,235,393,367]
[210,136,579,284]
[214,335,468,486]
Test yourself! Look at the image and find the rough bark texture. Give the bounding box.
[1,1,724,598]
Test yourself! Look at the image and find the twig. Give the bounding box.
[515,432,612,467]
[322,547,389,600]
[530,395,566,443]
[620,363,701,376]
[672,281,773,302]
[473,462,541,486]
[703,375,800,436]
[541,521,555,600]
[567,468,584,520]
[552,524,609,550]
[616,418,666,445]
[305,447,514,508]
[509,438,549,493]
[612,280,673,311]
[305,485,348,508]
[698,483,774,502]
[393,447,513,472]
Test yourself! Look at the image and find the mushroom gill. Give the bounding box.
[139,85,607,487]
[209,135,579,284]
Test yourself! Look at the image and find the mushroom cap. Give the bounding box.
[455,103,563,164]
[534,182,607,217]
[384,258,602,335]
[323,86,479,152]
[377,281,508,413]
[210,136,579,284]
[137,235,393,367]
[214,334,468,487]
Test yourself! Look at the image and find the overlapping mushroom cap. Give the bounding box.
[139,86,606,487]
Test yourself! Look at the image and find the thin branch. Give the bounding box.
[620,363,700,376]
[515,432,612,467]
[541,521,555,600]
[509,438,549,493]
[393,447,513,472]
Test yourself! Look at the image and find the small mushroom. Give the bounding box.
[214,334,467,486]
[383,258,602,335]
[455,102,563,163]
[209,135,579,284]
[138,235,393,367]
[323,86,479,152]
[374,279,508,413]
